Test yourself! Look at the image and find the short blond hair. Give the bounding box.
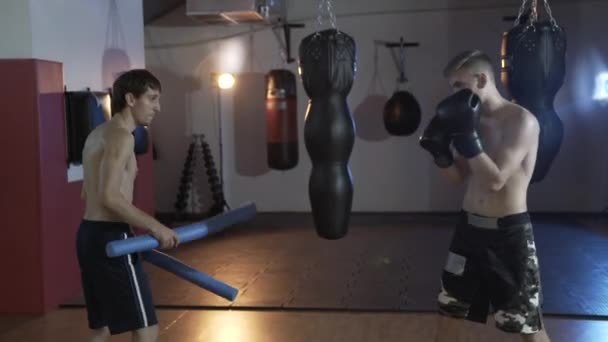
[443,50,495,80]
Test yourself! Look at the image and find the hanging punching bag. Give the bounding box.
[383,91,421,136]
[133,126,149,155]
[383,39,422,137]
[501,9,566,183]
[299,28,357,240]
[266,69,299,170]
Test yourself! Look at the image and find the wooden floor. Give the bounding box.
[1,309,608,341]
[2,213,607,341]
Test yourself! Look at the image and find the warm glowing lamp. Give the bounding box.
[217,73,235,89]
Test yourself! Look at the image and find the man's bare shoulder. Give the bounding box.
[504,103,539,134]
[102,121,135,151]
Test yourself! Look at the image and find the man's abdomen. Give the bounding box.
[462,181,528,217]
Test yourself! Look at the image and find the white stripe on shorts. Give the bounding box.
[123,233,148,327]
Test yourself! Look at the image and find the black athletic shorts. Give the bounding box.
[76,220,157,335]
[437,211,543,334]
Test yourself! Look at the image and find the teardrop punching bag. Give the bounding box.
[266,69,299,170]
[501,19,566,183]
[299,29,357,240]
[383,91,421,136]
[383,40,422,137]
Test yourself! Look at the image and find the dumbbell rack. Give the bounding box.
[174,134,228,220]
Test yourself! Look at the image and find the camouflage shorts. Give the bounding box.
[437,211,543,334]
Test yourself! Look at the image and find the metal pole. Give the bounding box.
[216,88,224,189]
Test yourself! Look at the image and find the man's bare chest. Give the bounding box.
[125,155,138,179]
[479,123,503,158]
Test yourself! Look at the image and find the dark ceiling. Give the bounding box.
[142,0,586,25]
[143,0,184,24]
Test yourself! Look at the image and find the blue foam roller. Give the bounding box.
[106,202,256,257]
[142,250,238,301]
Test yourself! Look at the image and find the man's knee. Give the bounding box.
[520,329,551,342]
[132,324,159,342]
[438,287,470,319]
[521,330,551,342]
[494,308,543,334]
[88,327,110,342]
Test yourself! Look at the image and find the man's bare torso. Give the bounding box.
[82,121,137,221]
[462,103,538,217]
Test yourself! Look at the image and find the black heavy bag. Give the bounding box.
[501,20,566,183]
[266,69,299,170]
[299,29,357,240]
[133,125,149,155]
[383,90,421,136]
[65,91,111,164]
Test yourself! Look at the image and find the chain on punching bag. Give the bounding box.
[266,69,299,170]
[299,0,357,240]
[501,0,566,183]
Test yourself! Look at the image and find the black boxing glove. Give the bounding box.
[436,89,483,159]
[419,115,454,168]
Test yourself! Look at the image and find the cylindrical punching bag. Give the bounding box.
[501,19,566,183]
[299,29,357,240]
[266,69,299,170]
[383,90,421,136]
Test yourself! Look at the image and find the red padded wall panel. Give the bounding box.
[35,60,83,311]
[0,59,44,314]
[0,59,156,314]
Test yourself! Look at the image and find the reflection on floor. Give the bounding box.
[2,309,608,341]
[2,213,608,341]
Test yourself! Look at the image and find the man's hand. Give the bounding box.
[420,115,455,168]
[436,89,483,159]
[150,225,180,249]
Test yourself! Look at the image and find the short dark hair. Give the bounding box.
[112,69,161,113]
[443,50,495,80]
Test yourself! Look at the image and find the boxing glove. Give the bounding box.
[436,89,483,158]
[419,115,454,168]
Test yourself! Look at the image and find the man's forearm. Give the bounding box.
[466,153,504,191]
[439,164,463,184]
[440,158,471,184]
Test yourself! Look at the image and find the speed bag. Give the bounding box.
[383,90,421,136]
